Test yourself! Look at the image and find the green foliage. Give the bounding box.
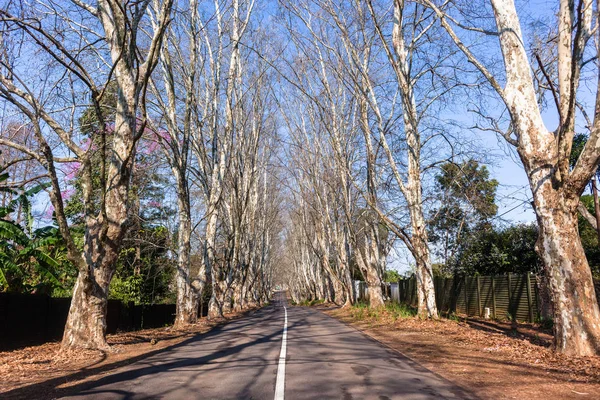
[569,133,600,178]
[385,302,417,319]
[570,133,588,170]
[108,225,175,304]
[350,301,369,320]
[451,223,542,276]
[299,298,323,306]
[383,269,402,282]
[297,298,325,306]
[78,81,118,136]
[349,301,416,321]
[109,274,144,304]
[429,160,499,272]
[447,312,461,322]
[0,173,76,294]
[435,160,499,219]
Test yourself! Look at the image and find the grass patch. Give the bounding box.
[348,301,416,322]
[296,298,325,306]
[446,312,461,322]
[385,302,417,319]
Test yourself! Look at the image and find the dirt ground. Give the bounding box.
[323,304,600,400]
[0,307,258,400]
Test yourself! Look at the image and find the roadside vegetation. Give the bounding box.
[349,302,417,322]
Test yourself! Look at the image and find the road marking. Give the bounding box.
[274,304,287,400]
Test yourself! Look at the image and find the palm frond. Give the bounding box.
[0,220,29,245]
[0,267,6,288]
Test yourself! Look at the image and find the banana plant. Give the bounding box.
[0,171,64,291]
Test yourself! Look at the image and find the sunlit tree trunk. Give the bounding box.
[61,0,173,350]
[425,0,600,354]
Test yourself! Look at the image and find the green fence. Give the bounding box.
[392,273,540,322]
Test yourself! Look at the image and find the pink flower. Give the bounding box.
[44,205,55,220]
[141,140,160,154]
[158,130,171,142]
[147,200,161,208]
[62,188,75,201]
[64,162,81,180]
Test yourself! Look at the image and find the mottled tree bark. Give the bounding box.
[425,0,600,354]
[61,0,174,350]
[532,183,600,355]
[174,192,196,327]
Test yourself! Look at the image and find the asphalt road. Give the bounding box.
[63,292,475,399]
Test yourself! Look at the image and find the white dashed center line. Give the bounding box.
[274,304,288,400]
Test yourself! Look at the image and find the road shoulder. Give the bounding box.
[320,304,600,400]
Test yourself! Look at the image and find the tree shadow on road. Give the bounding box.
[2,307,276,400]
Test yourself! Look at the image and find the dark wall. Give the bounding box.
[0,294,208,350]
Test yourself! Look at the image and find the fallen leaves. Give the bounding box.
[326,305,600,400]
[0,306,258,398]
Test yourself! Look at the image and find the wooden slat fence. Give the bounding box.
[383,274,600,322]
[382,273,560,322]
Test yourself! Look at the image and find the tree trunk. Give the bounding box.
[174,196,196,327]
[341,259,354,308]
[365,269,384,308]
[356,243,385,308]
[62,259,113,350]
[203,210,221,319]
[533,187,600,355]
[409,205,438,318]
[208,279,225,319]
[62,86,136,350]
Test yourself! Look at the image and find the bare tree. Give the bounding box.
[150,0,277,322]
[0,0,173,350]
[422,0,600,355]
[278,0,464,316]
[184,0,256,319]
[149,0,200,327]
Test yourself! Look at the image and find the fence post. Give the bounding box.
[476,275,482,317]
[534,276,541,320]
[491,275,497,319]
[399,280,403,303]
[463,276,469,316]
[451,277,458,314]
[507,273,514,321]
[526,273,534,323]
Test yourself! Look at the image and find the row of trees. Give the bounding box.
[0,0,280,351]
[1,0,600,357]
[278,0,600,357]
